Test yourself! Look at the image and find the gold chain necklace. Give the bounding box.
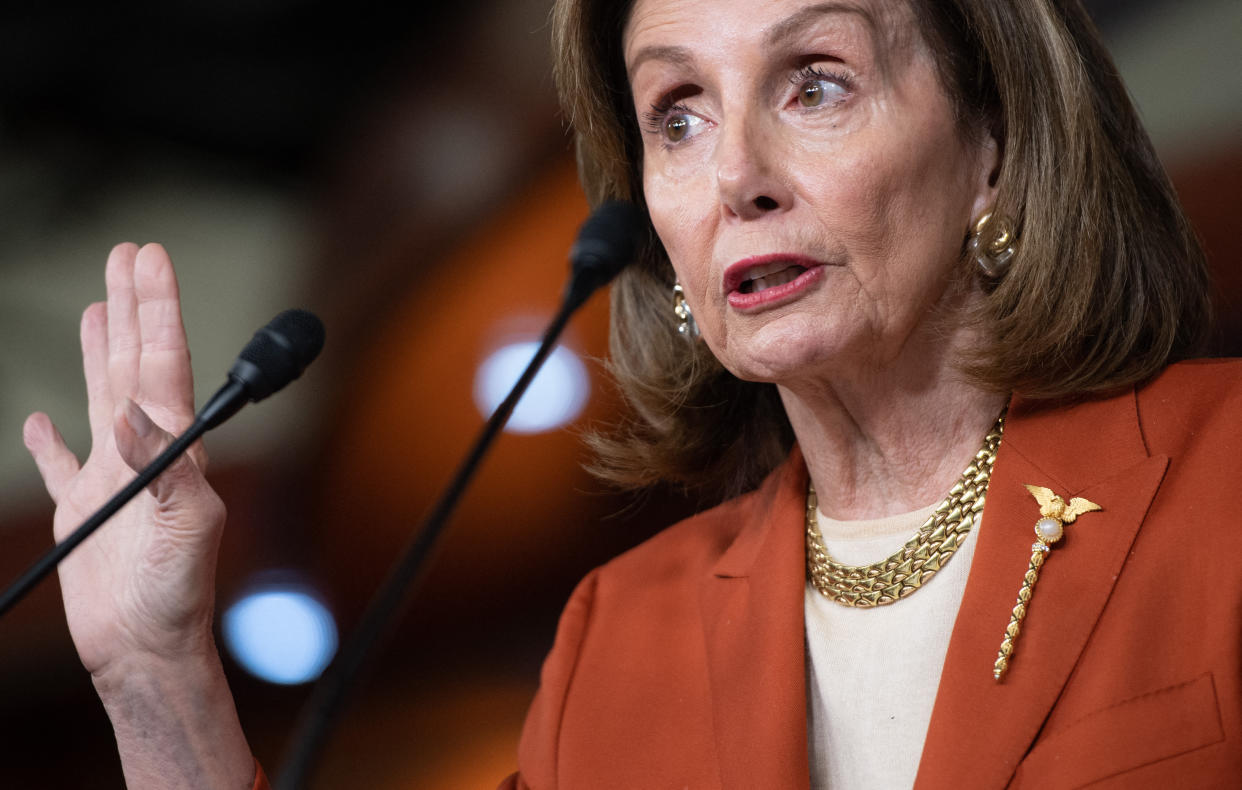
[805,413,1005,607]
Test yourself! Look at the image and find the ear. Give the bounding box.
[968,131,1001,221]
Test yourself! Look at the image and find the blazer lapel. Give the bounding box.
[700,449,812,790]
[915,390,1170,789]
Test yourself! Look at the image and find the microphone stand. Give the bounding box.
[274,287,587,790]
[277,199,642,788]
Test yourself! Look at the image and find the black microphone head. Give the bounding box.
[229,309,326,402]
[569,201,645,292]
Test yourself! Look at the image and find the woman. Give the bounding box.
[22,0,1239,788]
[500,0,1238,786]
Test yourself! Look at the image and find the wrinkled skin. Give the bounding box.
[625,0,1006,517]
[25,243,253,789]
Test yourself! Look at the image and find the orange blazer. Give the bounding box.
[499,360,1242,789]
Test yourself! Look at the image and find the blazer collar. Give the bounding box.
[700,446,812,790]
[695,388,1169,790]
[915,389,1169,789]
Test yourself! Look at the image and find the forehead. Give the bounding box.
[623,0,916,68]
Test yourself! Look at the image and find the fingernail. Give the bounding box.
[125,399,154,438]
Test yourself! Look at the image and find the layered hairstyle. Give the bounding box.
[551,0,1211,500]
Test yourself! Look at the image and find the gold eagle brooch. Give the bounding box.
[993,485,1102,681]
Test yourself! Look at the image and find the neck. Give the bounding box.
[778,364,1006,521]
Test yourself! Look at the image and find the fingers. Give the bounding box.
[23,413,81,505]
[132,244,196,430]
[103,242,196,441]
[114,399,214,511]
[96,242,201,461]
[82,302,113,448]
[105,243,141,404]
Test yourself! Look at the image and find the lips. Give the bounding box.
[723,254,826,310]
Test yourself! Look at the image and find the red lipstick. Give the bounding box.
[723,254,826,310]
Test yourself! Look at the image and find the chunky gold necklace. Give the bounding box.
[805,413,1005,607]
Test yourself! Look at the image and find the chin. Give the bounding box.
[714,316,852,385]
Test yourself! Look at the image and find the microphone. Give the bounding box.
[0,310,325,619]
[199,309,326,430]
[565,200,645,310]
[275,201,644,790]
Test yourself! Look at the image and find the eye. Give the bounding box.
[663,109,704,142]
[643,101,707,146]
[791,65,851,108]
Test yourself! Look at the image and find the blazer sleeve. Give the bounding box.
[503,569,601,790]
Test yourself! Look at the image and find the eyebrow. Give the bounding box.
[626,2,875,78]
[626,44,695,81]
[764,2,876,49]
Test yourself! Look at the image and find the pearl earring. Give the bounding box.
[672,281,699,338]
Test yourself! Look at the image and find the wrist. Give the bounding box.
[90,627,220,702]
[92,639,256,790]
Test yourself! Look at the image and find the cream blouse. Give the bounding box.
[805,503,981,790]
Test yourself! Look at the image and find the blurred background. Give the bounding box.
[0,0,1237,786]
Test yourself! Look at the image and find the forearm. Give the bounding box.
[93,645,256,790]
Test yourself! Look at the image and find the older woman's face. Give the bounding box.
[624,0,997,386]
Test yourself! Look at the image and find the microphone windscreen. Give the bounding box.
[569,201,645,285]
[230,309,326,402]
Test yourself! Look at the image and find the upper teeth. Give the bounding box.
[743,266,805,293]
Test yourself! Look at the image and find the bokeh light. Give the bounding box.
[222,585,338,685]
[473,341,589,433]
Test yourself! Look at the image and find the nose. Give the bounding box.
[714,116,792,221]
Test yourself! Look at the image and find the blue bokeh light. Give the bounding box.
[473,341,590,433]
[222,586,338,685]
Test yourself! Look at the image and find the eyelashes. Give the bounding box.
[789,64,853,89]
[789,64,854,96]
[789,64,853,109]
[642,100,694,137]
[639,63,855,146]
[641,82,702,141]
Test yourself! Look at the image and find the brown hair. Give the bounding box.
[552,0,1211,501]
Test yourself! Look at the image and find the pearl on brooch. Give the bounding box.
[1035,517,1064,544]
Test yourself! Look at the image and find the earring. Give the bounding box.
[969,212,1018,278]
[672,281,700,338]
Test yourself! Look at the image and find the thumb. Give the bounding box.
[114,399,210,506]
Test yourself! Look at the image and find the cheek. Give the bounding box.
[804,125,972,286]
[792,139,905,279]
[644,170,711,280]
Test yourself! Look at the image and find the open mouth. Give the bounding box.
[737,265,808,294]
[724,255,827,310]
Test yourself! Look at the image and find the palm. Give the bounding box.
[25,243,225,677]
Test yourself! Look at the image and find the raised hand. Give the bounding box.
[23,243,255,789]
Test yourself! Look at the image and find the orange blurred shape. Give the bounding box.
[311,157,623,609]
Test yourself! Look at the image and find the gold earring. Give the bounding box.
[672,281,699,338]
[969,212,1018,278]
